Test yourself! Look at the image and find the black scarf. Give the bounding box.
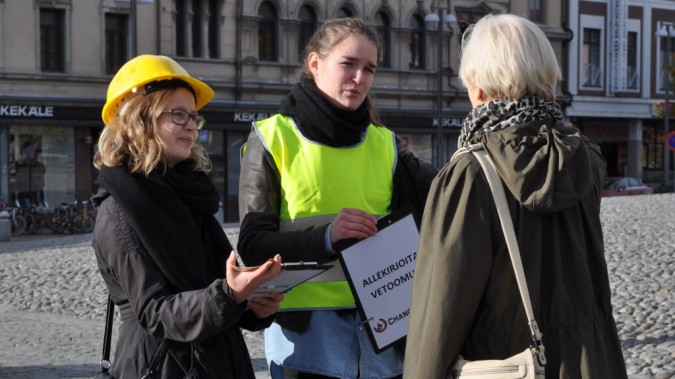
[96,160,231,291]
[278,74,371,146]
[458,96,563,148]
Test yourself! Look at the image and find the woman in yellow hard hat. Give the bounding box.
[92,54,284,378]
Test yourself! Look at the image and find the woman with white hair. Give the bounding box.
[404,14,626,378]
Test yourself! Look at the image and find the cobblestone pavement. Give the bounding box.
[0,225,270,379]
[0,195,674,378]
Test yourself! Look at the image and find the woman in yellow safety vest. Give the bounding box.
[238,18,437,379]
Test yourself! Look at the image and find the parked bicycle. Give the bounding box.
[13,198,96,235]
[64,200,96,233]
[0,199,28,236]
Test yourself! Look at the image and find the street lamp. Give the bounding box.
[425,1,456,168]
[656,22,675,185]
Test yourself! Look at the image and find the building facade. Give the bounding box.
[8,0,654,224]
[566,0,675,183]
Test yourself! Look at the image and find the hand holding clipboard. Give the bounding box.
[234,258,334,299]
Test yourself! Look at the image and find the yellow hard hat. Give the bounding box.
[101,54,214,124]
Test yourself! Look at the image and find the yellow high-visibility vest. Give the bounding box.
[254,114,396,310]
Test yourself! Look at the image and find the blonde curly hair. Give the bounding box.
[94,88,211,175]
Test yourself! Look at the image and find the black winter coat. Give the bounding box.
[92,190,271,379]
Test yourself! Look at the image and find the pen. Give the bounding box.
[234,260,319,271]
[281,261,301,269]
[235,257,288,272]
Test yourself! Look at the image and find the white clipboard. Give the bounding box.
[236,262,334,299]
[336,207,420,353]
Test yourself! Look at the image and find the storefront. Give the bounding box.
[579,117,671,184]
[382,108,469,165]
[0,103,101,210]
[581,119,630,177]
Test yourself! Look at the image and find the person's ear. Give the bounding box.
[477,88,486,102]
[307,51,320,77]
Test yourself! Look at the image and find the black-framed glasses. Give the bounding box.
[160,109,206,130]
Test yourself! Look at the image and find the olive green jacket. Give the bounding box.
[404,121,627,378]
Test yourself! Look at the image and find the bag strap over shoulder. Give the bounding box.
[462,143,547,367]
[98,295,115,376]
[98,294,170,379]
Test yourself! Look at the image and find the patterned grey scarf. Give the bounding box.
[457,96,563,148]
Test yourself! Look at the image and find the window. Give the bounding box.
[657,31,674,92]
[199,129,225,220]
[617,19,641,92]
[298,5,317,59]
[105,14,128,75]
[175,0,187,56]
[258,1,278,61]
[397,134,432,164]
[40,8,65,72]
[175,0,221,59]
[626,31,638,90]
[582,28,602,88]
[375,11,391,68]
[336,7,353,19]
[409,15,425,69]
[191,0,203,57]
[208,0,219,58]
[529,0,543,24]
[9,126,75,207]
[643,125,664,170]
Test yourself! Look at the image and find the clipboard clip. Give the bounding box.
[356,317,374,327]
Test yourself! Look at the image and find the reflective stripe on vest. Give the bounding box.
[254,115,396,310]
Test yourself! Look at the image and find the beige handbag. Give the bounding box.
[449,144,546,379]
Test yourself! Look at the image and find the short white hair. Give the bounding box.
[458,13,561,101]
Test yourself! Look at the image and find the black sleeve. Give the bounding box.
[238,310,275,331]
[391,136,439,224]
[237,129,331,266]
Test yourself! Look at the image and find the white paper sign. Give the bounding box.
[338,210,419,352]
